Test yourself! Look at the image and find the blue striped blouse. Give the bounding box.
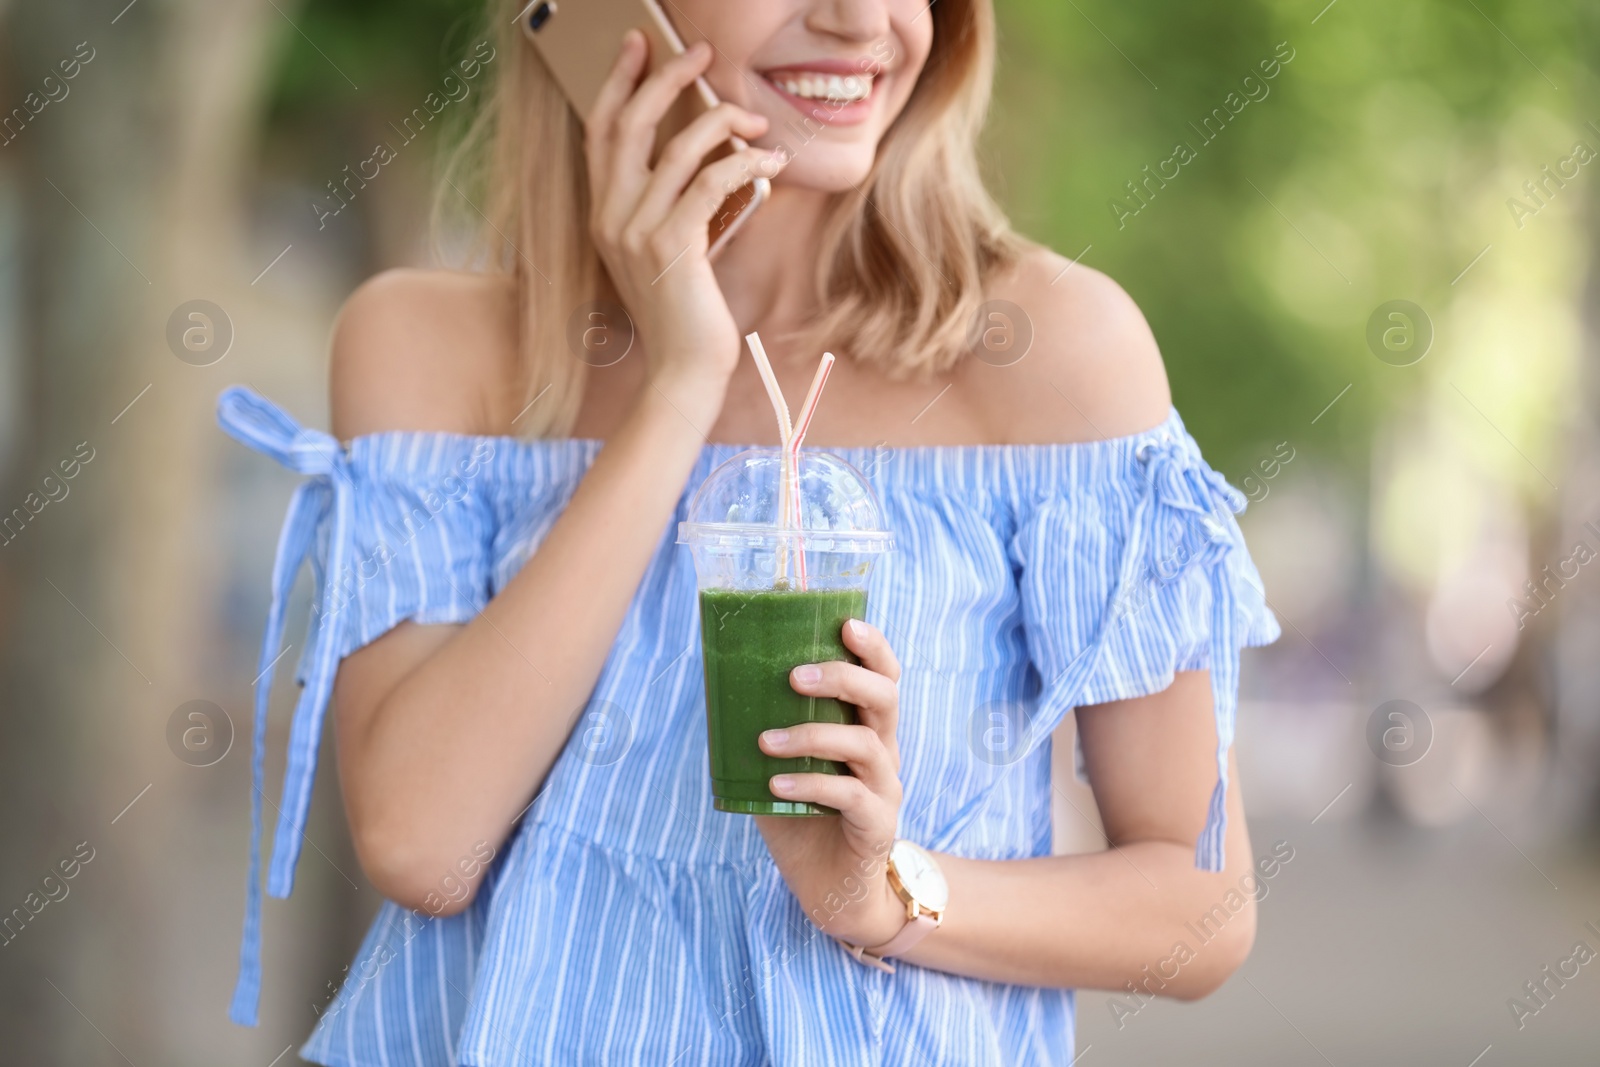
[216,385,1279,1066]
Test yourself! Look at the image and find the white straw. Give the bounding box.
[745,332,796,585]
[787,353,836,589]
[744,332,792,444]
[742,336,840,590]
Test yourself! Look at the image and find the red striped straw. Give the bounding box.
[742,333,837,591]
[787,352,836,589]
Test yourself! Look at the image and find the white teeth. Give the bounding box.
[771,71,873,103]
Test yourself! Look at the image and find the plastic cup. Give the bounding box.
[679,448,894,815]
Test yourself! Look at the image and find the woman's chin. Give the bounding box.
[771,149,881,194]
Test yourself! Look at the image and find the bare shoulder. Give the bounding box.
[960,245,1172,445]
[330,268,520,440]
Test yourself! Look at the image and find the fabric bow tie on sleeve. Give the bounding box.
[1138,435,1247,581]
[1133,433,1249,871]
[216,385,357,1027]
[925,429,1258,874]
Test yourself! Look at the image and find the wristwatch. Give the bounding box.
[836,839,948,974]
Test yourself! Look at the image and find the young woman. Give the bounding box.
[218,1,1279,1063]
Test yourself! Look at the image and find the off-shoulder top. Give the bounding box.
[215,384,1279,1066]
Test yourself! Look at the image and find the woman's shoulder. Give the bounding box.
[330,268,521,441]
[960,244,1173,446]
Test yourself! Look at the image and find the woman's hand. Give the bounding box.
[753,619,909,949]
[585,31,788,413]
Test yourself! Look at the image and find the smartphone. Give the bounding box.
[518,0,769,260]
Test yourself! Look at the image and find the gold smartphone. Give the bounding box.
[518,0,769,260]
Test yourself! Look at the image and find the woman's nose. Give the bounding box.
[804,0,892,43]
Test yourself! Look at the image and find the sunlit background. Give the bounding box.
[2,0,1597,1063]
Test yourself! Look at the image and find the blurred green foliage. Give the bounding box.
[263,0,1598,476]
[261,0,490,180]
[983,0,1596,476]
[267,0,484,118]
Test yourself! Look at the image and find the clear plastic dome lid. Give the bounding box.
[677,448,894,555]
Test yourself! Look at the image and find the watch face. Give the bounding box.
[890,840,949,912]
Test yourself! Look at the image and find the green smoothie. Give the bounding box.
[699,585,868,815]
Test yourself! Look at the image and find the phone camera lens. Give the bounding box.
[527,1,554,32]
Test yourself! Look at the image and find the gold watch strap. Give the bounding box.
[834,839,948,972]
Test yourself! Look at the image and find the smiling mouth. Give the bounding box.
[760,70,876,106]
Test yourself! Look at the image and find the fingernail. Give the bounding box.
[771,775,794,794]
[793,664,822,686]
[762,729,789,748]
[847,619,867,638]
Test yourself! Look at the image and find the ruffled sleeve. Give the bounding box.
[1011,416,1280,872]
[215,386,500,1026]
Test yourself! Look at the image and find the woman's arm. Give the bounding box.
[755,636,1257,999]
[330,34,785,914]
[891,267,1256,996]
[330,279,721,914]
[763,257,1258,997]
[894,671,1258,998]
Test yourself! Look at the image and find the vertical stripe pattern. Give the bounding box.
[216,387,1279,1066]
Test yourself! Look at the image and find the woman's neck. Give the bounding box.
[712,183,836,342]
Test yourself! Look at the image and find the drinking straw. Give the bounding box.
[745,334,796,585]
[742,334,837,590]
[786,352,836,589]
[744,332,796,583]
[745,331,793,442]
[790,352,835,452]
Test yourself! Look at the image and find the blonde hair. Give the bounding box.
[435,0,1030,438]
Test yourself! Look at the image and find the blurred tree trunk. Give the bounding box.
[1,7,163,1062]
[1559,188,1600,825]
[1,2,328,1063]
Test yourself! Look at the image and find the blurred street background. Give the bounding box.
[1,0,1598,1063]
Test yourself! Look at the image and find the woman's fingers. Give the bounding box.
[606,39,715,186]
[842,619,900,683]
[790,651,897,744]
[643,144,780,255]
[631,145,783,263]
[625,102,771,235]
[768,770,897,834]
[590,39,714,242]
[584,29,649,185]
[791,659,896,718]
[760,723,900,795]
